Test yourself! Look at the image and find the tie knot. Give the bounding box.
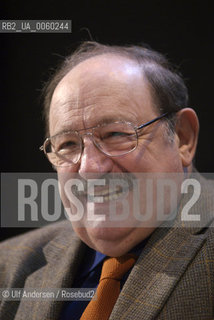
[100,253,136,282]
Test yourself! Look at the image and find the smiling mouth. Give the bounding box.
[85,185,129,202]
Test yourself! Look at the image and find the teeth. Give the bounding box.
[90,186,122,197]
[81,185,129,202]
[89,190,126,202]
[94,188,110,196]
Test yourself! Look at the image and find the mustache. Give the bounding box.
[85,172,136,188]
[61,172,137,197]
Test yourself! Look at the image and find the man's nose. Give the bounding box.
[78,135,113,179]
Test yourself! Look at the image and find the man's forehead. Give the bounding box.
[49,54,155,134]
[55,54,143,89]
[50,54,148,111]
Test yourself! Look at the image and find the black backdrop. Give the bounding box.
[1,0,214,240]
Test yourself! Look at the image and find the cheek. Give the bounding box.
[72,225,89,242]
[57,168,81,214]
[116,141,182,173]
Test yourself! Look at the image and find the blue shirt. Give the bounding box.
[60,240,147,320]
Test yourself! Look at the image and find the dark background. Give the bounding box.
[1,0,214,240]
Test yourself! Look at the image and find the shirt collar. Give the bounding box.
[79,237,149,279]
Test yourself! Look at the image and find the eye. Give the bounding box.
[53,135,79,152]
[59,140,77,149]
[102,131,130,140]
[108,131,126,137]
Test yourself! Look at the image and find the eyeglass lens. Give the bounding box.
[44,122,138,166]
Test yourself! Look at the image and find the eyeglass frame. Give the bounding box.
[40,112,173,166]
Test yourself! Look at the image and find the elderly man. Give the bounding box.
[0,42,213,320]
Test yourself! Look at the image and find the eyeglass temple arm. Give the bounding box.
[136,112,170,130]
[40,137,49,151]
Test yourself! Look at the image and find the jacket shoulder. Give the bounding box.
[0,220,72,250]
[0,221,73,287]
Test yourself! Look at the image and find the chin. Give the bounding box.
[89,237,132,257]
[74,225,135,256]
[88,226,132,241]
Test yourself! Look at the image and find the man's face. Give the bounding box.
[49,54,183,256]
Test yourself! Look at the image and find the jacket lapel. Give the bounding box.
[15,226,86,320]
[110,173,214,320]
[109,226,207,320]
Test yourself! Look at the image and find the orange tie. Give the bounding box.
[80,254,136,320]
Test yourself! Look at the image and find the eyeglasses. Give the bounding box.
[40,112,170,167]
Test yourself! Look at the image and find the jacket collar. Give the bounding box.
[15,224,86,320]
[109,172,214,319]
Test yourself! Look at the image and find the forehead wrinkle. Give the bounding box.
[80,84,150,126]
[51,79,152,135]
[50,54,155,135]
[79,75,144,106]
[50,81,85,135]
[50,101,83,136]
[65,80,139,129]
[73,67,152,124]
[54,54,145,108]
[52,98,82,111]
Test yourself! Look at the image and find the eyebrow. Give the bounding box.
[52,115,139,137]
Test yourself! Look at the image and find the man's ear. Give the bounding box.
[175,108,199,167]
